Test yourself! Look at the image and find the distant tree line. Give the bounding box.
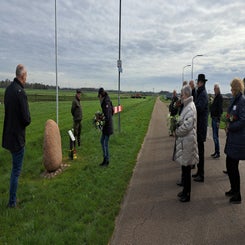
[0,79,57,90]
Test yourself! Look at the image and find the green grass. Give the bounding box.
[0,95,156,245]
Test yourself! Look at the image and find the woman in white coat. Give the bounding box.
[175,85,199,202]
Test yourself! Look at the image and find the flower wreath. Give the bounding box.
[93,111,105,130]
[226,113,238,122]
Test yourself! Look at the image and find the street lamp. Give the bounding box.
[117,0,122,133]
[55,0,59,125]
[191,54,204,80]
[182,65,191,83]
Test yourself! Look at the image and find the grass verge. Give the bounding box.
[0,96,156,245]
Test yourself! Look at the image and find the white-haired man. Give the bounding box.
[2,64,31,208]
[210,83,223,159]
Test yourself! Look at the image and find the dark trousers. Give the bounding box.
[182,165,191,195]
[212,118,220,154]
[197,141,205,178]
[9,147,25,206]
[73,120,81,146]
[100,134,110,161]
[226,155,240,194]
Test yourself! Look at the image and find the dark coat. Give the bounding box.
[210,93,223,122]
[192,88,196,103]
[71,96,82,121]
[2,78,31,152]
[195,85,209,142]
[224,93,245,160]
[169,95,179,116]
[101,93,113,136]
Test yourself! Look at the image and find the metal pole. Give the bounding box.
[191,55,203,80]
[55,0,59,125]
[182,65,191,82]
[117,0,122,133]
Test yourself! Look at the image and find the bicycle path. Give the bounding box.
[110,97,245,245]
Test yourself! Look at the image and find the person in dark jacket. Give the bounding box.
[224,78,245,204]
[2,64,31,208]
[192,74,209,183]
[71,89,82,147]
[210,83,223,158]
[168,90,179,136]
[98,88,113,167]
[189,80,196,102]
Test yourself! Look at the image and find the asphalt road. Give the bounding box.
[110,97,245,245]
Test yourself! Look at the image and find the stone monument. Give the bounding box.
[43,119,62,172]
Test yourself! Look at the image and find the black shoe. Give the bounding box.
[176,180,183,186]
[223,170,228,174]
[99,158,106,166]
[100,160,109,167]
[230,193,241,204]
[193,176,204,182]
[179,194,190,202]
[212,153,220,159]
[211,152,216,157]
[104,161,109,167]
[177,191,184,198]
[192,173,198,178]
[7,203,20,209]
[225,189,234,197]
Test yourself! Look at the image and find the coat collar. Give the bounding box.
[183,96,193,107]
[197,84,205,94]
[14,77,24,88]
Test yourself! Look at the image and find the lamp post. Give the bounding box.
[55,0,59,125]
[117,0,122,133]
[191,54,203,80]
[182,65,191,83]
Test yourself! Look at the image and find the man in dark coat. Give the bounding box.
[71,89,82,147]
[2,64,31,208]
[210,83,223,158]
[189,80,196,102]
[192,74,209,182]
[98,87,113,167]
[168,90,179,136]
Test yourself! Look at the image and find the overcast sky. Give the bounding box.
[0,0,244,93]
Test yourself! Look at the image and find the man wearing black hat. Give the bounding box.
[192,74,209,182]
[71,89,82,147]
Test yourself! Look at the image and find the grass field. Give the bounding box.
[0,88,134,103]
[0,91,156,245]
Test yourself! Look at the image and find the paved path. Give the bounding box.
[110,97,245,245]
